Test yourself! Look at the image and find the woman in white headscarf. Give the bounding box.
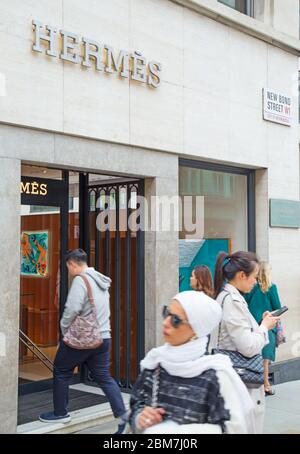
[129,290,256,434]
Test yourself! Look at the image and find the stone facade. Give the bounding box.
[0,0,300,433]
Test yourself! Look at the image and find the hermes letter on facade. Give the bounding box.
[21,182,48,196]
[32,20,162,88]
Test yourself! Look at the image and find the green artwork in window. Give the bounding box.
[179,239,229,292]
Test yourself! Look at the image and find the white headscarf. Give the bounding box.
[173,290,222,338]
[140,290,255,433]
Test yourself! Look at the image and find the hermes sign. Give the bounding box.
[32,20,162,88]
[21,181,48,196]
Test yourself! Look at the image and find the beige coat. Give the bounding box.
[214,283,269,434]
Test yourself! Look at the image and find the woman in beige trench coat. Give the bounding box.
[213,251,279,434]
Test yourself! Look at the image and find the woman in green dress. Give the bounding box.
[245,262,282,396]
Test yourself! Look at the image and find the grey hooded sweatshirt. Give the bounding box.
[60,267,111,339]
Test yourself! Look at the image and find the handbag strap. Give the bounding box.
[79,274,95,305]
[217,290,255,348]
[216,291,231,349]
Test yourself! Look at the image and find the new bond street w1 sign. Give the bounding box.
[263,88,292,126]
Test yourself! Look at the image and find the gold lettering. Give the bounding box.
[21,181,48,196]
[20,182,31,194]
[31,182,39,195]
[40,184,48,196]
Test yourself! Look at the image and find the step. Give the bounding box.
[17,403,115,434]
[75,419,118,435]
[17,386,130,435]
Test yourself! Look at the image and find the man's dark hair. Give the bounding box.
[65,248,88,265]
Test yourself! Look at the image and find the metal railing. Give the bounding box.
[19,329,54,373]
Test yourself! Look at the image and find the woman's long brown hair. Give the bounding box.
[193,265,214,298]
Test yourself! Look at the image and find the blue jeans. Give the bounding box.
[53,339,126,418]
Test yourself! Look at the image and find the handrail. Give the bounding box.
[19,329,54,373]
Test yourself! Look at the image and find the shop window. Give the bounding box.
[21,164,62,180]
[29,198,74,213]
[218,0,253,16]
[179,164,249,291]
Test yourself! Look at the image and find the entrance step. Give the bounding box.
[17,387,130,435]
[17,403,115,434]
[75,419,118,435]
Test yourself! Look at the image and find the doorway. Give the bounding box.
[19,166,145,397]
[19,171,69,394]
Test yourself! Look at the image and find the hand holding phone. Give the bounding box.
[271,306,288,317]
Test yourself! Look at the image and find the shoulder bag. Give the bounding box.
[212,292,264,388]
[63,274,103,349]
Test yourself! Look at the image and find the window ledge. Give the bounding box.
[171,0,300,56]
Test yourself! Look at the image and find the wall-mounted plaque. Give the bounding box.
[270,199,300,228]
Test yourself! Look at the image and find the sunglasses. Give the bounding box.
[162,305,190,328]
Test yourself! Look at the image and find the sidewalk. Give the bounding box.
[264,380,300,434]
[76,380,300,435]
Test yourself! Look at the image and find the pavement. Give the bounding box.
[76,380,300,435]
[264,380,300,434]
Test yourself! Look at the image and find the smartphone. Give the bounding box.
[271,306,288,317]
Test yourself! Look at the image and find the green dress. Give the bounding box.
[244,283,281,362]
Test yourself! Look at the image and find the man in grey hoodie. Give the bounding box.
[39,249,127,433]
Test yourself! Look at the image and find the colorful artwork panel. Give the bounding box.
[21,231,49,277]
